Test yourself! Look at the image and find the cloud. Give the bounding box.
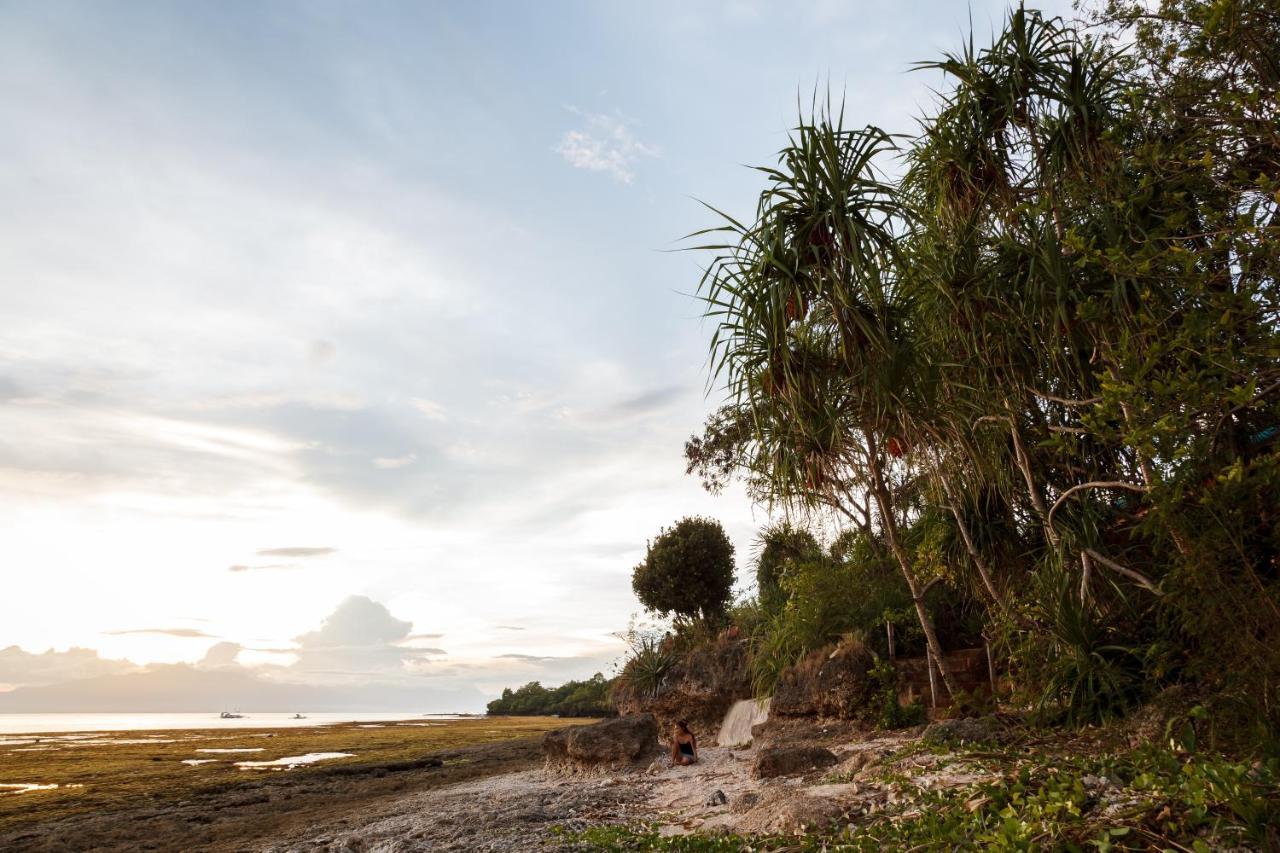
[373,452,416,469]
[102,627,219,638]
[0,645,137,689]
[404,632,444,640]
[287,595,444,679]
[409,398,447,421]
[198,641,242,668]
[592,386,684,423]
[496,625,526,631]
[228,563,297,573]
[256,546,336,558]
[494,653,561,661]
[295,596,412,649]
[555,109,658,184]
[307,339,337,365]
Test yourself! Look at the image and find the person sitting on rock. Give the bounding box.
[670,719,698,766]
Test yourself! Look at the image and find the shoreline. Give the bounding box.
[0,711,482,736]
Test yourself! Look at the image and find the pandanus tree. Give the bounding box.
[691,109,964,696]
[900,5,1169,603]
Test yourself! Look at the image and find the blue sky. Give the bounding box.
[0,0,1071,710]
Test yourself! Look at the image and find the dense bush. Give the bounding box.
[632,517,736,622]
[485,673,614,717]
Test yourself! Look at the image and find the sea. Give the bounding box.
[0,712,470,735]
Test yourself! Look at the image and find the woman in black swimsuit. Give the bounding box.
[670,719,698,766]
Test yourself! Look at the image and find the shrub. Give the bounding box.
[618,635,678,698]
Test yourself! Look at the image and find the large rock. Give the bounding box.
[542,713,659,768]
[921,715,1012,747]
[771,639,877,720]
[736,791,850,834]
[752,744,838,778]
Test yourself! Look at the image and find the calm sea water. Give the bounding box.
[0,712,469,735]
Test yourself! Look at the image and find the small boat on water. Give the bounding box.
[220,711,244,719]
[292,714,306,719]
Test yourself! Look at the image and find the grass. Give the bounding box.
[0,715,580,833]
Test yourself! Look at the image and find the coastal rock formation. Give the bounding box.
[542,713,659,768]
[771,638,876,720]
[612,629,751,734]
[752,744,838,778]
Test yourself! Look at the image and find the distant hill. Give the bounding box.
[0,664,486,713]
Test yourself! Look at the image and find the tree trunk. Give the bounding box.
[866,446,961,698]
[941,475,1001,606]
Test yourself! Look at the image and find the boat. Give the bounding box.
[220,711,244,719]
[292,714,307,719]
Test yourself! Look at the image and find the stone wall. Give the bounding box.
[894,646,993,711]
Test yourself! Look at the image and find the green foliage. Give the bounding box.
[631,517,736,622]
[617,636,678,699]
[486,673,613,717]
[557,745,1280,851]
[753,521,821,613]
[687,0,1280,740]
[870,657,926,729]
[1014,565,1150,727]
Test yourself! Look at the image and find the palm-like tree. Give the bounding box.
[694,107,964,696]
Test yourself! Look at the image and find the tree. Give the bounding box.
[754,522,821,613]
[632,517,736,622]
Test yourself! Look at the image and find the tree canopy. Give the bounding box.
[631,517,736,622]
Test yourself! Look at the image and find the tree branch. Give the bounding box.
[1084,549,1162,595]
[1048,481,1147,528]
[1026,389,1102,407]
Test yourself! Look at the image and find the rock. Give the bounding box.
[920,715,1012,747]
[752,745,839,779]
[737,791,849,834]
[611,631,752,734]
[832,748,880,777]
[705,789,727,807]
[543,714,659,768]
[645,759,665,775]
[731,791,760,814]
[771,638,877,720]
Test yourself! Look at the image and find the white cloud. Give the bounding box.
[555,109,658,184]
[410,397,447,421]
[372,452,417,469]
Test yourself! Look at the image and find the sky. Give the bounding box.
[0,0,1071,711]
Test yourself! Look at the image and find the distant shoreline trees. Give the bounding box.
[485,673,613,717]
